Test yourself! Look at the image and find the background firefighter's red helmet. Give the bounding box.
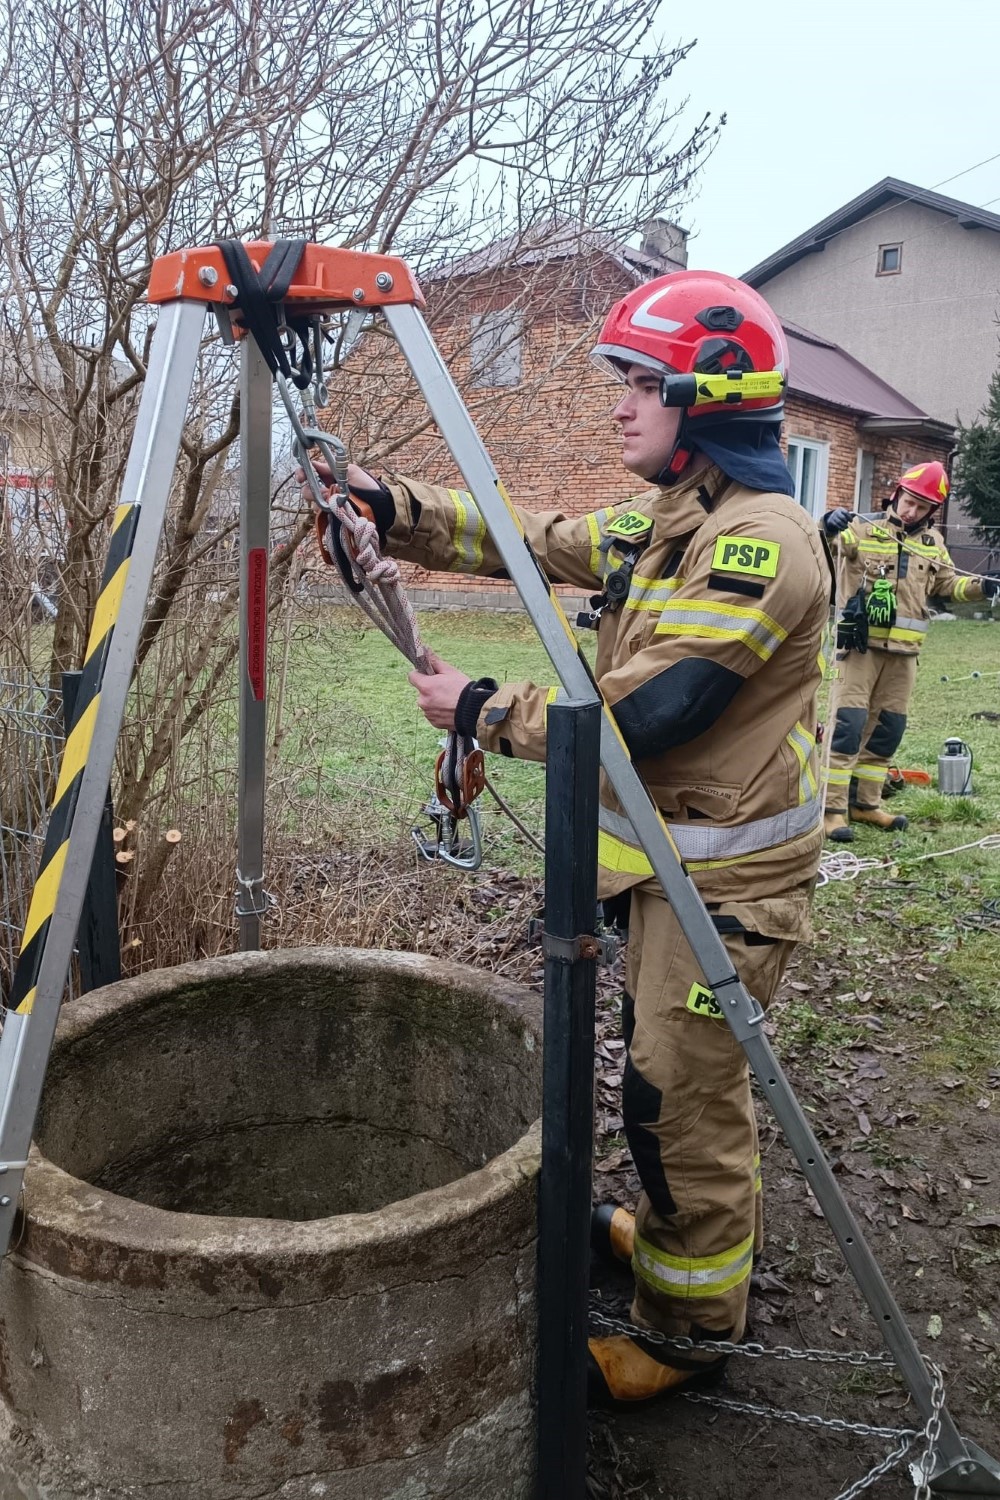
[893,461,950,508]
[591,269,789,424]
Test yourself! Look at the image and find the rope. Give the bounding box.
[819,831,1000,885]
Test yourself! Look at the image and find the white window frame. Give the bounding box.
[469,308,522,389]
[786,435,829,520]
[854,447,876,511]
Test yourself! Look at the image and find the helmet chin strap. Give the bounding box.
[650,416,695,487]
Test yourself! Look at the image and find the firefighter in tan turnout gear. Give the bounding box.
[822,462,1000,842]
[308,270,829,1404]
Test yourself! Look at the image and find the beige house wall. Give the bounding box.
[754,200,1000,426]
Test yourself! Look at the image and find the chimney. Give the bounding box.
[640,218,688,271]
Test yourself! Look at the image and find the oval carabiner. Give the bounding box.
[438,802,483,872]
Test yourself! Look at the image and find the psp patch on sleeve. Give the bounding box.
[605,510,653,540]
[711,535,781,578]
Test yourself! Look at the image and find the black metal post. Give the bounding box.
[537,697,601,1500]
[61,672,122,992]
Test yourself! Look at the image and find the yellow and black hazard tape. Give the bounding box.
[8,503,140,1015]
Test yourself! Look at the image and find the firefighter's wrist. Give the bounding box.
[348,480,396,546]
[454,677,499,738]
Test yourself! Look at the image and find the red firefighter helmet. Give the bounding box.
[893,461,950,508]
[591,269,788,424]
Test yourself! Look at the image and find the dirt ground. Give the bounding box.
[585,936,1000,1500]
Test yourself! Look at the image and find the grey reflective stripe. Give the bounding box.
[785,721,817,805]
[893,615,927,633]
[655,602,786,658]
[624,574,682,613]
[600,796,821,863]
[448,489,487,573]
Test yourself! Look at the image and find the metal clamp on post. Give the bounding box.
[234,869,274,922]
[527,918,617,966]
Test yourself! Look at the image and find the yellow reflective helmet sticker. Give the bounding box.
[712,535,781,578]
[686,982,723,1019]
[605,510,653,540]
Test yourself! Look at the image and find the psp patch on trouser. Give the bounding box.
[622,888,794,1347]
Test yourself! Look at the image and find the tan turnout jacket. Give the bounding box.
[385,465,829,941]
[832,510,986,655]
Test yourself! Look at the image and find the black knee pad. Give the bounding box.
[623,1056,676,1219]
[865,709,906,758]
[831,707,867,755]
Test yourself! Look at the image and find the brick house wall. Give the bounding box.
[314,256,954,608]
[782,395,954,512]
[317,252,642,608]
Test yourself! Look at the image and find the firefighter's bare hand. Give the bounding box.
[408,652,471,731]
[297,461,379,510]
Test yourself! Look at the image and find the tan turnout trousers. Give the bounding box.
[824,649,917,812]
[624,887,795,1352]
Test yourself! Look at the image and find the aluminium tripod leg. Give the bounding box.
[236,336,273,949]
[0,299,206,1260]
[383,300,1000,1496]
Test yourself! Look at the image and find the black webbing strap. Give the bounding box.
[215,239,313,389]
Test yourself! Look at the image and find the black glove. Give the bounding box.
[981,577,1000,600]
[822,507,854,537]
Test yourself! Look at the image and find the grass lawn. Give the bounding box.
[276,603,1000,883]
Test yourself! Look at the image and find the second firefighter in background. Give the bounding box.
[822,462,1000,843]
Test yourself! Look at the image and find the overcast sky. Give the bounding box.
[663,0,1000,277]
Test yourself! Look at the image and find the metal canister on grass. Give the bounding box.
[938,737,974,796]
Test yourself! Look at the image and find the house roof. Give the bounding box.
[743,177,1000,286]
[784,319,954,439]
[427,217,673,282]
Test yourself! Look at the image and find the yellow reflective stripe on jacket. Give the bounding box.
[448,489,486,573]
[868,625,925,645]
[824,766,851,788]
[598,799,820,873]
[633,1229,755,1299]
[785,720,818,805]
[543,686,568,726]
[624,572,682,613]
[654,599,788,662]
[857,537,898,554]
[905,538,941,558]
[952,576,973,601]
[585,507,616,579]
[754,1152,762,1193]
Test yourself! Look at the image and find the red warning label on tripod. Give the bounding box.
[247,547,268,700]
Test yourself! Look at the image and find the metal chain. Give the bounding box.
[681,1389,916,1444]
[589,1307,894,1368]
[590,1306,948,1500]
[912,1363,945,1500]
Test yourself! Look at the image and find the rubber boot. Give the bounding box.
[591,1204,635,1265]
[823,810,854,843]
[850,806,908,832]
[588,1336,727,1408]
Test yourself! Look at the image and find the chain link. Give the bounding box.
[590,1305,951,1500]
[912,1362,945,1500]
[589,1307,895,1368]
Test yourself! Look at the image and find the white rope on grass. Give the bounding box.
[818,831,1000,884]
